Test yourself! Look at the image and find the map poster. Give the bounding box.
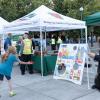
[53,44,87,85]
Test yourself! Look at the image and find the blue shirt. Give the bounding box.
[0,54,19,76]
[4,37,12,51]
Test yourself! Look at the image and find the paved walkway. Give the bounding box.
[0,62,100,100]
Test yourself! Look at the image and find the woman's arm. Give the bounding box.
[88,52,100,62]
[15,55,33,64]
[19,61,28,64]
[88,52,96,58]
[19,61,33,64]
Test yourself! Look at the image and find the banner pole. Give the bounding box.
[85,27,90,89]
[39,19,43,77]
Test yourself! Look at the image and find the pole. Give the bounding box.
[80,11,83,42]
[79,7,83,43]
[39,19,43,77]
[85,27,90,89]
[90,32,93,47]
[44,27,47,51]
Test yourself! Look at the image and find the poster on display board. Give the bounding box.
[53,44,87,85]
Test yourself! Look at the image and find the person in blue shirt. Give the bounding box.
[4,33,12,51]
[0,46,31,97]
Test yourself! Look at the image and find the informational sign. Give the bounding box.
[54,44,87,85]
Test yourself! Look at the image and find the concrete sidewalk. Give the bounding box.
[0,62,100,100]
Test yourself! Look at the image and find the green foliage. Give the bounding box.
[0,0,50,21]
[0,0,99,21]
[0,0,99,36]
[52,0,68,15]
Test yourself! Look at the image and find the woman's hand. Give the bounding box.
[19,61,34,64]
[88,52,96,58]
[27,61,34,64]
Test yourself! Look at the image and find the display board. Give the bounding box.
[54,44,87,85]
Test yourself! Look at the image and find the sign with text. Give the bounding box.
[54,44,87,85]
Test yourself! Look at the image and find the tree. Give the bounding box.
[0,0,17,21]
[52,0,68,15]
[0,0,50,21]
[0,0,99,22]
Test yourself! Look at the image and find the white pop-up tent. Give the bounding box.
[0,17,9,54]
[0,17,9,27]
[0,17,9,33]
[4,5,89,87]
[0,17,27,35]
[4,5,87,49]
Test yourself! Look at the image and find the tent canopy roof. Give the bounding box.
[84,12,100,26]
[0,17,9,29]
[4,5,86,32]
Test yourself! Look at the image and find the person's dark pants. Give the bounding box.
[19,54,33,75]
[97,65,100,74]
[92,64,100,90]
[57,44,60,50]
[51,44,56,50]
[93,73,100,90]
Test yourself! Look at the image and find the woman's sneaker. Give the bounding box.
[9,91,16,97]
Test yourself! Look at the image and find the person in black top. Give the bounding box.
[88,52,100,91]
